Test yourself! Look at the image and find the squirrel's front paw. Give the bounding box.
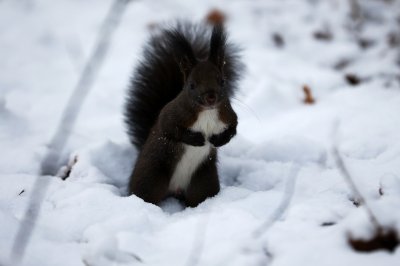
[209,127,236,147]
[209,134,227,147]
[182,129,205,146]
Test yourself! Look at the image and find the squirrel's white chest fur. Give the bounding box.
[168,109,227,193]
[190,108,227,138]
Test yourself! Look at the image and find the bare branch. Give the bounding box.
[9,0,131,264]
[349,0,363,25]
[41,0,131,176]
[184,214,211,266]
[253,164,299,237]
[332,146,382,230]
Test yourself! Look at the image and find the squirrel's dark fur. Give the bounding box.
[124,22,242,207]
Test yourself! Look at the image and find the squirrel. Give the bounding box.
[124,22,242,207]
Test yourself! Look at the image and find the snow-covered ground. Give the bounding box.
[1,0,400,265]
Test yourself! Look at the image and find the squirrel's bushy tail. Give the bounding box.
[124,22,242,149]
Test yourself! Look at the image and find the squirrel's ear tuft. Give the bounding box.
[165,29,197,81]
[208,24,227,71]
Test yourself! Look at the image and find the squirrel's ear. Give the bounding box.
[208,24,227,71]
[165,29,197,81]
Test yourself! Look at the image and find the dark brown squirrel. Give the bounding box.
[124,23,243,207]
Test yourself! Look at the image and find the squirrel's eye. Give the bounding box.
[220,78,225,86]
[190,83,195,90]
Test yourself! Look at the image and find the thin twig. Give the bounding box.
[41,0,130,176]
[348,0,364,45]
[220,164,299,265]
[332,147,382,230]
[9,0,130,264]
[349,0,362,24]
[331,121,382,230]
[184,213,211,266]
[253,164,299,237]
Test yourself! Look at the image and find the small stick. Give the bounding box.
[9,0,131,264]
[332,147,382,230]
[253,164,299,237]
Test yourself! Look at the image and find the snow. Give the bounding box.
[1,0,400,265]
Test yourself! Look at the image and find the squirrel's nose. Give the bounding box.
[204,92,217,105]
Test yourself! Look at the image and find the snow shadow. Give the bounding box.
[62,134,327,214]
